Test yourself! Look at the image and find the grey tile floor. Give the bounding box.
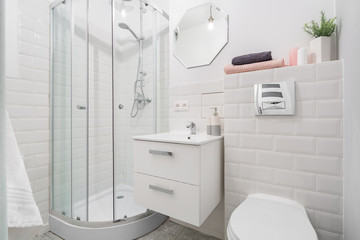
[33,220,220,240]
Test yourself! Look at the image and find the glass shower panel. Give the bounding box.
[51,1,72,218]
[71,0,88,221]
[154,9,170,133]
[113,0,153,221]
[87,0,114,222]
[113,0,169,221]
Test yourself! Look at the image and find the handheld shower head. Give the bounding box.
[118,23,143,41]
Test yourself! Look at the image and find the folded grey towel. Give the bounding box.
[232,51,272,65]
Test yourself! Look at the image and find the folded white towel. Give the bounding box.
[6,111,43,227]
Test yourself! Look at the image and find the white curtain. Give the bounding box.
[0,0,8,238]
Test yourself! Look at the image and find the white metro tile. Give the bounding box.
[296,81,339,101]
[224,133,238,148]
[238,69,274,88]
[239,103,255,118]
[226,148,256,165]
[224,104,239,118]
[225,162,239,178]
[256,118,294,135]
[316,229,341,240]
[224,88,253,104]
[224,191,247,208]
[209,93,224,106]
[294,119,340,137]
[316,138,343,157]
[275,170,316,190]
[237,164,274,183]
[294,190,340,214]
[256,150,293,169]
[294,154,341,175]
[316,60,343,81]
[238,134,273,150]
[169,83,199,96]
[225,177,257,195]
[306,209,316,226]
[274,64,316,82]
[255,182,293,199]
[316,175,343,196]
[295,101,316,118]
[224,119,256,134]
[315,211,343,234]
[316,100,343,118]
[198,80,224,93]
[224,74,239,89]
[274,136,315,154]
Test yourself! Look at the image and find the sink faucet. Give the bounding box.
[186,121,196,135]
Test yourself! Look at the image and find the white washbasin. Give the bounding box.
[132,132,223,145]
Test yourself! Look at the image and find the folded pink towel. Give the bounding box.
[224,59,284,75]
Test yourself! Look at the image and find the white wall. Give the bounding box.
[224,62,344,240]
[6,0,51,238]
[168,1,340,239]
[0,0,7,239]
[336,0,360,239]
[169,0,335,86]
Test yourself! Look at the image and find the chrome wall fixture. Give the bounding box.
[254,80,296,116]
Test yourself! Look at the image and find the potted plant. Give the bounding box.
[304,11,336,63]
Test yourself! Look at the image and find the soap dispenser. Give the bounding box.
[210,107,221,136]
[206,116,212,135]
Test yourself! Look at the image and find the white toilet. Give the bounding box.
[227,194,318,240]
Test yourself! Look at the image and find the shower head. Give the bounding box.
[118,23,144,41]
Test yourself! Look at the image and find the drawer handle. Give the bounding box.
[149,184,174,195]
[149,150,172,156]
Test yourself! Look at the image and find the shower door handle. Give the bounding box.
[149,185,173,195]
[76,105,86,110]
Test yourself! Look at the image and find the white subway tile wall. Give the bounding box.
[224,60,344,240]
[169,80,224,238]
[6,0,50,229]
[169,80,224,133]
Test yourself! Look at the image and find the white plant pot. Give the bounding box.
[310,36,331,63]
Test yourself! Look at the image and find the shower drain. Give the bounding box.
[116,195,124,199]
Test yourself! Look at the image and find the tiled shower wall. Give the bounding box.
[114,12,169,188]
[6,0,50,229]
[224,61,344,240]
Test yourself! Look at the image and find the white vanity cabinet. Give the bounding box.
[133,132,223,226]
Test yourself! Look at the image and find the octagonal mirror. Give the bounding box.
[173,3,229,68]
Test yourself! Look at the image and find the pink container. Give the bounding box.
[289,47,299,66]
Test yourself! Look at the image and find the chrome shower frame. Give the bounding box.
[49,0,169,239]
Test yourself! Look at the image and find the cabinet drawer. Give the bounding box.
[134,173,200,226]
[134,140,200,185]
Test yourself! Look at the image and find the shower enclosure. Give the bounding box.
[49,0,169,239]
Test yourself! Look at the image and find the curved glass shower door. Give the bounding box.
[51,1,73,219]
[113,0,169,221]
[51,0,88,221]
[51,0,169,224]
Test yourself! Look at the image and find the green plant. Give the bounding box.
[304,11,337,38]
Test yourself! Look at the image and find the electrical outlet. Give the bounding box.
[174,101,189,112]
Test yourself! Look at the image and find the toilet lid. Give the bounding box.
[228,194,318,240]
